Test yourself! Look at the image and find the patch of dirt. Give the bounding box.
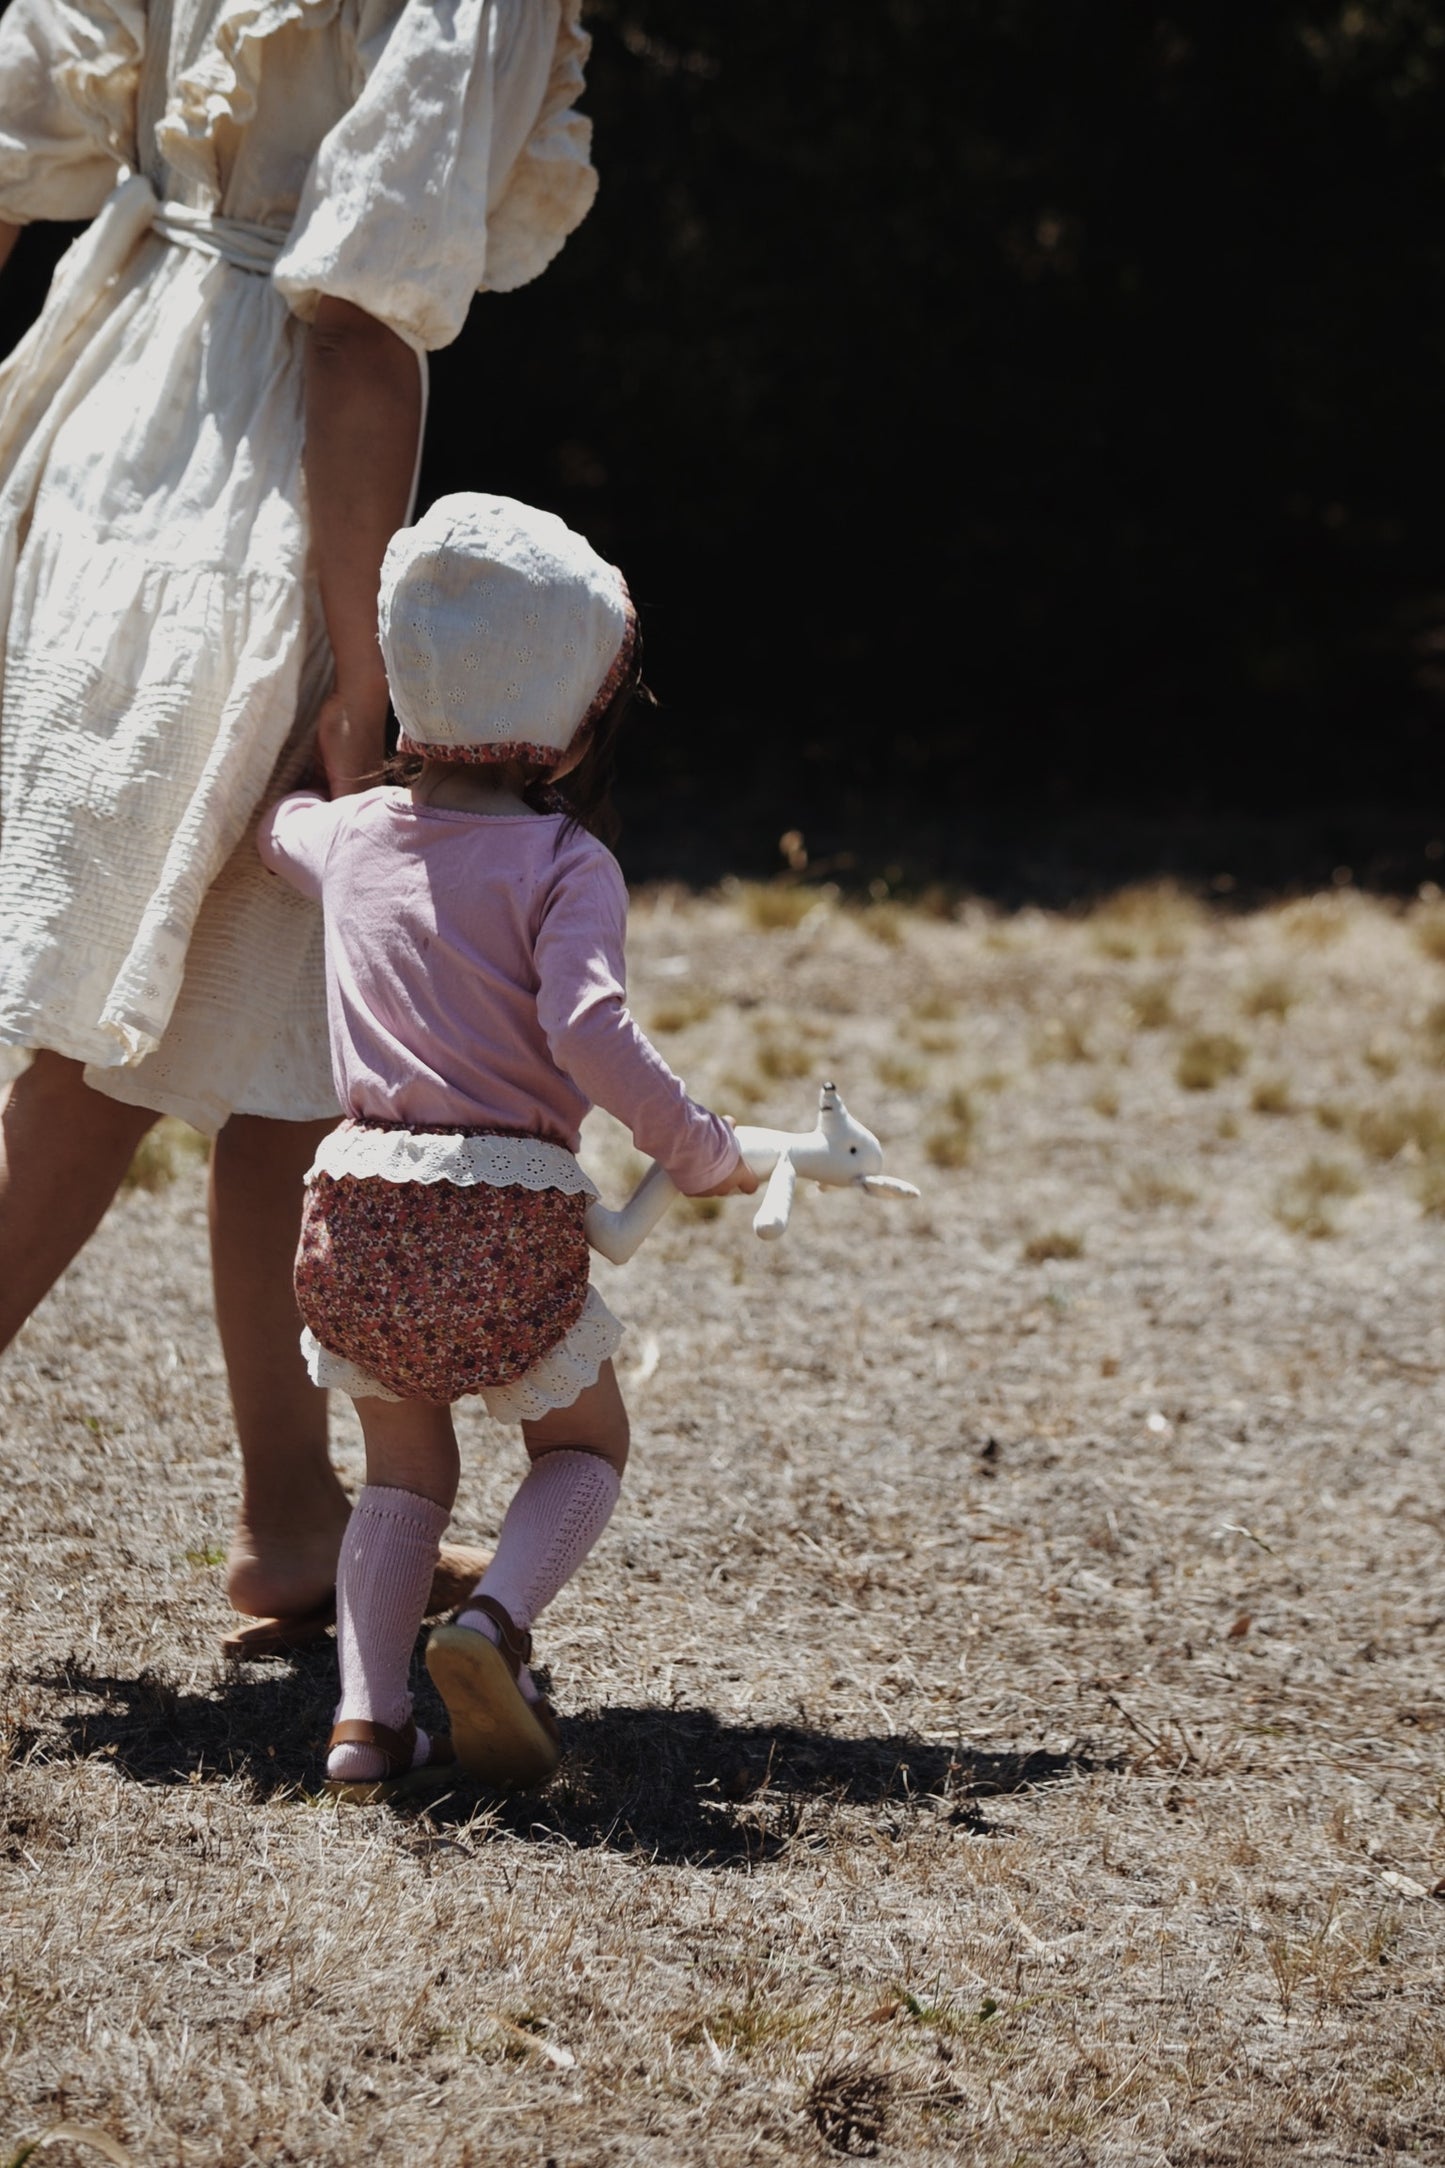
[2,882,1444,2163]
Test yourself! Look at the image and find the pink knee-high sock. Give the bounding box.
[328,1485,451,1783]
[457,1450,621,1687]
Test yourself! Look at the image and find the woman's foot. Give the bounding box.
[325,1716,456,1803]
[222,1537,494,1658]
[426,1599,561,1792]
[226,1480,353,1623]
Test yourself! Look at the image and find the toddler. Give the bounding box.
[258,495,755,1799]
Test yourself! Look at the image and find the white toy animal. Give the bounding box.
[585,1080,920,1265]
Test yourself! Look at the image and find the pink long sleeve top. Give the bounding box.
[257,789,740,1195]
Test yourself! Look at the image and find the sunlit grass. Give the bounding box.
[1273,1155,1360,1238]
[1021,1229,1084,1262]
[1176,1032,1247,1090]
[735,882,819,932]
[1241,974,1295,1019]
[1250,1075,1294,1116]
[123,1119,209,1193]
[1127,979,1176,1030]
[925,1086,976,1168]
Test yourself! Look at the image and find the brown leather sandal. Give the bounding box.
[425,1595,561,1793]
[324,1716,458,1804]
[222,1543,493,1661]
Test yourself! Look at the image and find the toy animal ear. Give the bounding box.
[858,1175,921,1198]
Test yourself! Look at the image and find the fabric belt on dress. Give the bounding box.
[151,201,287,276]
[0,178,285,452]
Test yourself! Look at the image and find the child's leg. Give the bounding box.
[456,1361,629,1682]
[426,1364,628,1788]
[327,1398,460,1785]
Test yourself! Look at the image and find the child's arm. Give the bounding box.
[256,790,347,900]
[535,848,750,1196]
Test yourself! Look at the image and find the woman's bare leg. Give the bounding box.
[0,1053,159,1349]
[210,1111,351,1619]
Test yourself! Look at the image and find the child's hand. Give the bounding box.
[695,1122,760,1198]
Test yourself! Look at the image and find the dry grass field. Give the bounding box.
[3,879,1445,2166]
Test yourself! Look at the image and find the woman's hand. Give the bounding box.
[316,687,388,796]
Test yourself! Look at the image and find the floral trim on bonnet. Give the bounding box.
[398,595,638,769]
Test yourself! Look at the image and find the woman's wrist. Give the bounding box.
[316,686,389,795]
[332,673,389,731]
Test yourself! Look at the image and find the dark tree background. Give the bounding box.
[422,1,1445,888]
[7,1,1445,889]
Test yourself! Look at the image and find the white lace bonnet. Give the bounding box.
[378,493,637,767]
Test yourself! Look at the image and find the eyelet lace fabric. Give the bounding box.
[303,1283,624,1418]
[306,1122,599,1198]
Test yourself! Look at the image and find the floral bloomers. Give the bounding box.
[294,1122,622,1411]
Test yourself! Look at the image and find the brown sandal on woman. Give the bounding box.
[324,1716,458,1804]
[425,1595,562,1793]
[222,1542,493,1661]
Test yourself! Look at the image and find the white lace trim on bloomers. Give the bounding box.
[305,1122,599,1198]
[302,1282,624,1418]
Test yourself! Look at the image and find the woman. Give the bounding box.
[0,0,597,1651]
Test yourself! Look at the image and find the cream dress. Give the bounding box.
[0,0,596,1132]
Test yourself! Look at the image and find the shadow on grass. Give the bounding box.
[25,1654,1101,1867]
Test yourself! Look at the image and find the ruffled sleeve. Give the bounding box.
[0,0,142,224]
[272,0,596,352]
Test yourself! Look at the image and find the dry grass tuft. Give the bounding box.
[1354,1097,1445,1162]
[1250,1074,1294,1116]
[1021,1228,1084,1261]
[1417,1161,1445,1215]
[875,1054,925,1092]
[1032,1016,1093,1065]
[1275,894,1352,946]
[1273,1154,1361,1237]
[1088,881,1206,960]
[1121,1164,1199,1210]
[1241,974,1296,1019]
[924,1086,976,1168]
[1412,901,1445,960]
[121,1118,208,1193]
[716,1069,766,1115]
[806,2064,891,2157]
[1127,978,1176,1029]
[736,881,820,932]
[754,1031,816,1083]
[1176,1031,1248,1090]
[858,902,906,948]
[650,990,716,1034]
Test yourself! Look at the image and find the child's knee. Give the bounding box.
[526,1424,629,1481]
[523,1363,629,1476]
